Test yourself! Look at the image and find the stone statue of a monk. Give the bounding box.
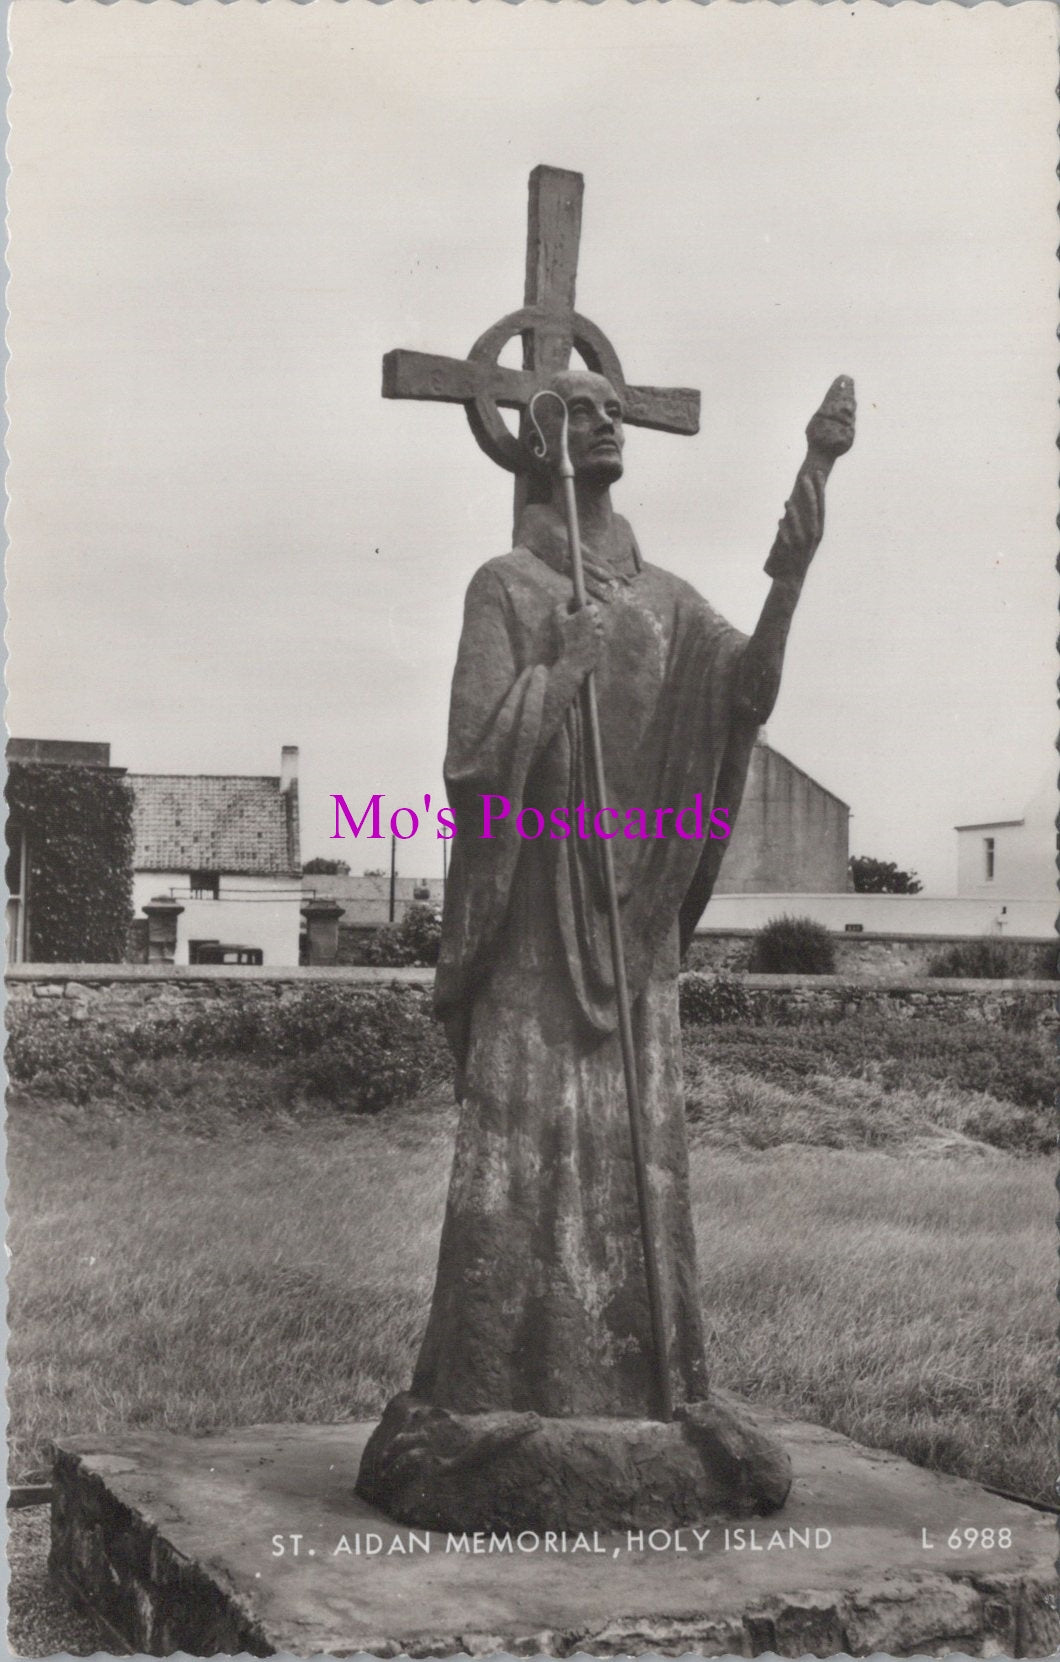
[358,369,856,1530]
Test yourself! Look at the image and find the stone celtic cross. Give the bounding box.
[382,165,701,531]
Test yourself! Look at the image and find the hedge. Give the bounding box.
[6,762,135,962]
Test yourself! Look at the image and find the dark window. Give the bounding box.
[983,838,995,881]
[189,870,220,900]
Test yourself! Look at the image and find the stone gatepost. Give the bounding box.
[142,895,184,965]
[301,897,345,966]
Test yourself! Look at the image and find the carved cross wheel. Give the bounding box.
[382,166,702,529]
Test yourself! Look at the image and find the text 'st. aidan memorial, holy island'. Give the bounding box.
[46,167,1059,1660]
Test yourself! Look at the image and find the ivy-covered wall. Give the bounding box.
[7,763,135,962]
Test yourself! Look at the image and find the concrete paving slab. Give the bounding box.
[48,1414,1059,1657]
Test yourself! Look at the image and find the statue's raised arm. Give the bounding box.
[737,375,857,724]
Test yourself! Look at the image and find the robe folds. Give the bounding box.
[414,502,761,1419]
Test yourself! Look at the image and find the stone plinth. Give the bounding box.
[49,1417,1059,1658]
[355,1390,792,1531]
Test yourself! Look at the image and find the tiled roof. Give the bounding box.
[127,774,299,876]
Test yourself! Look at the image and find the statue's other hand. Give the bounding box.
[806,374,856,459]
[554,599,605,679]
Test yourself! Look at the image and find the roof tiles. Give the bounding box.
[127,774,298,876]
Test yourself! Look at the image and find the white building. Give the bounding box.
[698,767,1056,940]
[129,746,302,965]
[955,771,1056,913]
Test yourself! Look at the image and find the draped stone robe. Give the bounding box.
[413,502,761,1420]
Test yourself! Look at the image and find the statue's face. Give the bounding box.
[549,371,625,485]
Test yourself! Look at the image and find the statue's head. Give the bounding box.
[542,369,625,487]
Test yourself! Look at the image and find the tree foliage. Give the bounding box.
[360,903,442,967]
[302,857,351,875]
[6,763,135,963]
[849,855,923,894]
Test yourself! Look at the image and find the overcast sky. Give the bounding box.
[8,0,1057,891]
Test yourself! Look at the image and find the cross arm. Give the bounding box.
[623,384,700,436]
[382,349,535,410]
[384,349,699,437]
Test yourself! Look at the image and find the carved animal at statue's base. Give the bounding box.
[355,1388,792,1532]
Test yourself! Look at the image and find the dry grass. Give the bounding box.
[693,1146,1053,1502]
[7,1096,453,1469]
[685,1056,1050,1157]
[8,1044,1055,1506]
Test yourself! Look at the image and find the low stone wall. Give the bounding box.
[336,923,1057,981]
[680,971,1055,1030]
[168,921,1053,978]
[5,964,432,1034]
[687,930,1055,981]
[6,963,1053,1033]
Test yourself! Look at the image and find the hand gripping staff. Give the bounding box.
[528,388,674,1424]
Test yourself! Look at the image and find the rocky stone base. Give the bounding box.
[48,1416,1060,1658]
[355,1389,792,1530]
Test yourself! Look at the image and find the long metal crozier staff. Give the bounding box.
[528,388,675,1424]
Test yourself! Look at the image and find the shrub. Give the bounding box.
[281,993,441,1111]
[747,915,835,975]
[361,904,442,968]
[6,987,448,1115]
[356,930,406,967]
[927,937,1056,981]
[679,972,752,1026]
[5,1008,122,1104]
[683,1015,1054,1115]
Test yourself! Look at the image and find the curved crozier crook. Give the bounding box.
[527,388,569,474]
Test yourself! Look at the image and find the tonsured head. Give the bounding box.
[542,370,625,485]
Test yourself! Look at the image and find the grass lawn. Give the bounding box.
[7,1018,1055,1507]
